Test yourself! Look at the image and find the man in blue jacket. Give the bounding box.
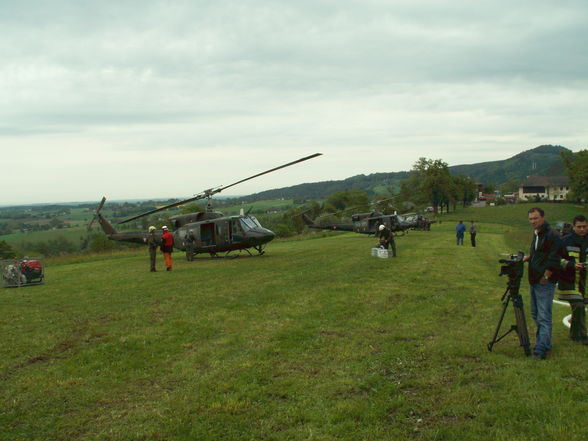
[524,207,562,360]
[557,215,588,344]
[455,221,466,245]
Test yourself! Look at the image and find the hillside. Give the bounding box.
[449,144,569,184]
[241,145,570,201]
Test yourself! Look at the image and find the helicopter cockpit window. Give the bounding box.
[240,217,258,231]
[249,216,262,227]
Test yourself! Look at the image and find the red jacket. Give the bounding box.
[161,231,174,252]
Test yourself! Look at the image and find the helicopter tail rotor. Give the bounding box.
[87,196,107,231]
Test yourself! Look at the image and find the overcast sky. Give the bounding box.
[1,0,587,205]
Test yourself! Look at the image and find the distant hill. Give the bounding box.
[448,144,569,184]
[241,145,571,201]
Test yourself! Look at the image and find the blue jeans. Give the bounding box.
[530,282,555,356]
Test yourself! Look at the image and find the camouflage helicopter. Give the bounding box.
[299,206,434,236]
[88,153,322,259]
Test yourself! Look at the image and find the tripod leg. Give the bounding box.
[488,295,511,351]
[512,293,531,356]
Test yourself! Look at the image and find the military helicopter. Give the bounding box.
[299,208,434,236]
[88,153,322,259]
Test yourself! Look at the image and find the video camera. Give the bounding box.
[499,251,525,283]
[488,250,530,356]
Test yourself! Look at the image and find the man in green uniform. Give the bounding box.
[147,226,158,272]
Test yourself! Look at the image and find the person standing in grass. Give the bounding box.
[470,221,477,247]
[185,229,196,262]
[524,207,562,360]
[557,215,588,344]
[455,220,466,245]
[147,226,159,272]
[160,226,174,271]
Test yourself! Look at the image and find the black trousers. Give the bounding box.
[569,299,587,340]
[470,233,476,247]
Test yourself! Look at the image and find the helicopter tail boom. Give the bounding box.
[300,212,319,228]
[88,197,118,235]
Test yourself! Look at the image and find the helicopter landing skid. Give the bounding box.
[187,248,267,261]
[249,245,266,256]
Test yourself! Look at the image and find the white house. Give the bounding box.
[518,175,570,201]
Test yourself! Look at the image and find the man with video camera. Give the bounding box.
[524,207,562,360]
[557,215,588,344]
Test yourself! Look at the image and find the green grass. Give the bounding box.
[2,227,87,252]
[2,205,588,440]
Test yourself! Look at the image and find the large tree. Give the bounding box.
[562,149,588,202]
[323,190,370,214]
[400,158,453,213]
[452,175,478,208]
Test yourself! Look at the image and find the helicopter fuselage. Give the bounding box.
[97,210,275,256]
[301,211,433,235]
[173,214,275,255]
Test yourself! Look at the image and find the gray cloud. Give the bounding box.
[1,0,587,204]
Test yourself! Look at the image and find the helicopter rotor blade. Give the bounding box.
[216,153,322,193]
[118,153,322,224]
[117,193,211,224]
[87,196,107,231]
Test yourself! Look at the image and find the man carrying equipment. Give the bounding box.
[378,224,396,257]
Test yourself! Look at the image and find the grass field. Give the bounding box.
[2,228,88,256]
[1,204,588,440]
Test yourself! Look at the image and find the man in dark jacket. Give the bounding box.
[524,207,562,359]
[557,215,588,344]
[469,221,477,247]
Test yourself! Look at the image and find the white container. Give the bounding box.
[371,248,380,257]
[377,249,391,258]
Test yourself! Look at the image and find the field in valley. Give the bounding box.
[2,203,588,440]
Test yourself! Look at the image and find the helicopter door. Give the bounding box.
[231,219,244,243]
[368,218,380,233]
[200,223,216,246]
[216,220,229,246]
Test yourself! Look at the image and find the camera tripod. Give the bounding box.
[487,278,531,356]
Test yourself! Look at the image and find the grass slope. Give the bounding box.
[1,206,588,440]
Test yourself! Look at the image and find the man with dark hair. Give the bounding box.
[524,207,562,360]
[557,215,588,344]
